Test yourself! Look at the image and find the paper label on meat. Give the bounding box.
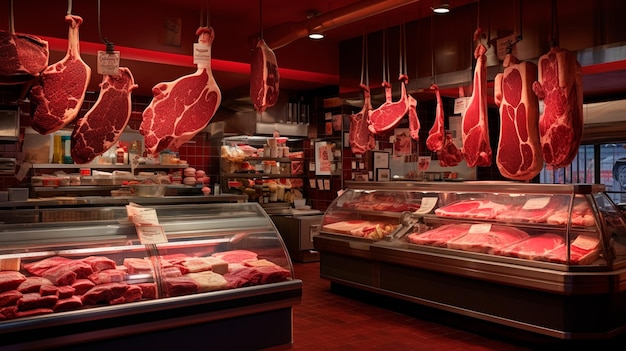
[468,223,492,234]
[97,51,120,75]
[193,43,211,65]
[572,235,599,251]
[522,197,551,210]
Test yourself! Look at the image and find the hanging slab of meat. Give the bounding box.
[30,15,90,135]
[368,75,410,134]
[408,94,420,140]
[0,31,49,84]
[461,30,492,167]
[532,46,583,168]
[140,27,222,157]
[349,84,376,154]
[250,38,279,113]
[494,54,542,180]
[426,84,445,151]
[70,67,138,164]
[438,133,463,167]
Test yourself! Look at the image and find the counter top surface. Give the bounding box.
[0,194,248,208]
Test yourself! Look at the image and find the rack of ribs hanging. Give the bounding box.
[367,25,412,134]
[349,34,375,155]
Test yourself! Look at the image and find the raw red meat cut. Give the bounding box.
[407,224,472,247]
[81,282,129,305]
[23,256,72,276]
[461,29,492,167]
[88,269,127,284]
[42,261,93,286]
[211,250,258,264]
[53,296,83,312]
[447,225,529,254]
[0,30,48,84]
[426,84,445,151]
[543,235,600,265]
[532,46,583,168]
[495,196,563,223]
[17,293,58,311]
[0,306,17,320]
[140,27,222,156]
[71,67,138,164]
[16,308,53,318]
[0,290,22,307]
[547,199,595,227]
[123,258,154,274]
[408,95,420,140]
[137,283,156,299]
[71,279,95,295]
[495,233,564,260]
[438,133,463,167]
[435,199,509,219]
[349,84,376,154]
[494,54,542,180]
[163,276,199,297]
[250,38,279,113]
[17,277,53,294]
[40,285,75,299]
[0,271,26,292]
[223,265,289,289]
[30,15,91,135]
[368,75,411,134]
[79,256,118,272]
[110,285,143,304]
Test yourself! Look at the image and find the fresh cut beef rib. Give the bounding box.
[140,27,222,156]
[446,225,529,254]
[30,15,90,135]
[426,84,445,152]
[0,30,49,84]
[494,54,542,180]
[71,67,138,164]
[250,38,279,113]
[438,132,463,167]
[349,84,376,154]
[461,29,492,167]
[495,233,564,260]
[532,46,583,168]
[368,75,411,134]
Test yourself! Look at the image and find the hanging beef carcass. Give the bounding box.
[461,28,492,167]
[71,67,138,164]
[408,94,419,140]
[250,38,279,113]
[0,30,48,84]
[30,15,90,135]
[368,75,410,134]
[532,45,583,169]
[140,27,222,156]
[494,54,543,180]
[349,84,375,154]
[426,84,445,151]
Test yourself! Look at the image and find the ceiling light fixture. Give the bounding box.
[307,10,325,40]
[432,0,450,14]
[308,32,325,40]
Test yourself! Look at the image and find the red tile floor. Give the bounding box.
[289,261,626,351]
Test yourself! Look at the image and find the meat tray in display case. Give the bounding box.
[314,181,626,339]
[0,202,301,350]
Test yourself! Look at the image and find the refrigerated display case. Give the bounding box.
[314,181,626,339]
[0,202,301,350]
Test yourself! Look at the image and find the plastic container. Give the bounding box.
[8,188,29,201]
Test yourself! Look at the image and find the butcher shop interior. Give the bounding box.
[1,0,626,349]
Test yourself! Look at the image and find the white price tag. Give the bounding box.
[571,235,599,250]
[97,51,120,75]
[522,197,550,210]
[136,225,168,244]
[414,197,438,215]
[193,43,211,65]
[453,97,470,115]
[468,223,492,234]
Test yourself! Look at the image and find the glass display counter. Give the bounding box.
[0,202,301,350]
[314,181,626,339]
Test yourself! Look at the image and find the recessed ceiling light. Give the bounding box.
[308,33,325,40]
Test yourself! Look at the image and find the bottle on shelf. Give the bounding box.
[52,135,63,164]
[62,136,72,164]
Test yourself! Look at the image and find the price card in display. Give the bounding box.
[136,225,168,245]
[522,197,550,210]
[468,223,492,234]
[572,235,599,250]
[414,197,438,215]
